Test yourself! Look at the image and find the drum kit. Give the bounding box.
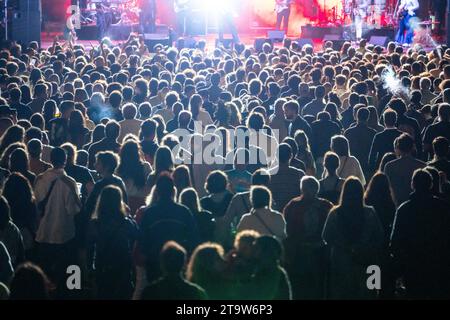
[81,0,140,26]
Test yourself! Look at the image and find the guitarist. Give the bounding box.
[174,0,190,37]
[395,0,419,45]
[275,0,293,32]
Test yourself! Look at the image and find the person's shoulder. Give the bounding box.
[60,174,78,188]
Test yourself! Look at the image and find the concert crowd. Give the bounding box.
[0,34,449,300]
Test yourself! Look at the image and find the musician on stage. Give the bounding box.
[353,0,370,41]
[395,0,419,45]
[174,0,190,37]
[139,0,157,34]
[217,1,240,46]
[275,0,292,33]
[96,3,112,41]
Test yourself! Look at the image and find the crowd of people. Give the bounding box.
[0,34,450,300]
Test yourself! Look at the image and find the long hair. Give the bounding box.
[9,262,51,300]
[9,148,30,173]
[117,140,147,188]
[172,165,192,194]
[180,188,201,214]
[334,177,365,244]
[186,242,224,285]
[93,185,126,222]
[3,173,35,227]
[68,109,86,134]
[153,146,174,174]
[365,172,396,209]
[0,125,24,155]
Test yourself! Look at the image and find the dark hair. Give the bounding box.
[278,143,293,164]
[96,151,119,173]
[335,177,366,244]
[205,170,228,194]
[160,241,187,274]
[172,165,192,194]
[9,262,51,300]
[117,140,147,188]
[251,185,272,209]
[251,169,270,186]
[365,172,396,213]
[94,185,126,221]
[433,136,450,158]
[9,148,30,173]
[324,151,340,175]
[105,120,120,140]
[395,133,415,154]
[155,172,176,200]
[331,135,350,157]
[50,147,67,168]
[412,168,433,192]
[154,146,174,174]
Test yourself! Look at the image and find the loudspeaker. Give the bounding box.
[268,30,286,43]
[254,38,272,52]
[9,0,42,45]
[369,36,389,47]
[144,34,171,52]
[297,38,314,49]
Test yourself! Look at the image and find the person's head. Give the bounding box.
[186,242,225,283]
[315,85,326,99]
[105,120,121,140]
[122,103,137,120]
[383,109,397,128]
[180,187,201,214]
[61,143,77,166]
[438,103,450,122]
[379,152,397,172]
[172,165,192,192]
[251,168,270,187]
[9,262,51,300]
[331,135,350,157]
[323,151,340,177]
[356,107,370,124]
[253,235,283,267]
[250,185,272,209]
[394,133,415,156]
[95,151,119,176]
[93,185,126,221]
[433,136,449,159]
[27,138,42,159]
[300,176,320,199]
[233,230,260,259]
[154,146,174,173]
[411,168,433,193]
[283,101,299,120]
[178,110,192,128]
[277,143,293,165]
[59,100,75,119]
[160,241,187,276]
[364,172,394,206]
[338,176,364,209]
[155,172,176,201]
[140,118,157,140]
[50,147,67,168]
[205,170,228,194]
[9,147,30,173]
